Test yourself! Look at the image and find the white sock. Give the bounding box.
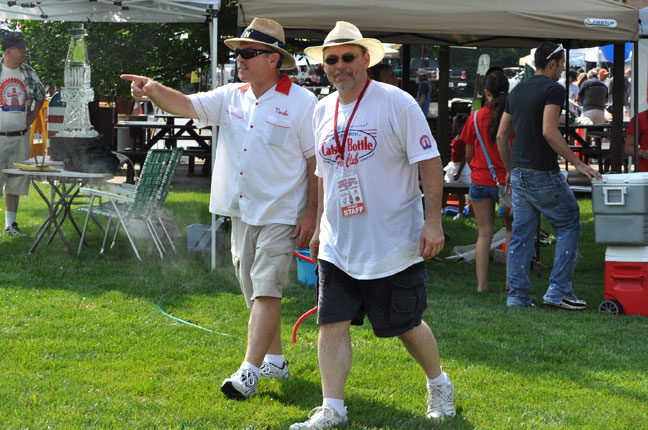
[239,361,260,377]
[264,354,285,367]
[323,398,346,417]
[5,211,16,227]
[427,371,448,386]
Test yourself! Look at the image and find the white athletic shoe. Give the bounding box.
[289,406,348,429]
[220,368,257,399]
[426,372,456,420]
[4,222,26,237]
[259,360,290,379]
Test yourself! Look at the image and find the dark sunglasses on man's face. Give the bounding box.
[234,48,274,59]
[324,53,359,65]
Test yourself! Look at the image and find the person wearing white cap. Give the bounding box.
[122,18,318,400]
[290,21,456,429]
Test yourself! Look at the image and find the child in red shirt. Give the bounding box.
[443,114,470,218]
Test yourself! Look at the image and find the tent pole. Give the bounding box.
[565,45,570,160]
[611,43,624,173]
[210,11,219,272]
[633,40,639,172]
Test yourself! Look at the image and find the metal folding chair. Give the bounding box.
[152,147,184,252]
[77,149,172,260]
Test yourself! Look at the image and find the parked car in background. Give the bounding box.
[503,66,524,91]
[413,58,468,98]
[409,57,438,80]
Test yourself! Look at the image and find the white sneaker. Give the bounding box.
[220,368,257,399]
[426,373,456,420]
[4,222,26,237]
[259,360,290,379]
[289,406,348,429]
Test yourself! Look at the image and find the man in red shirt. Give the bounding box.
[624,110,648,171]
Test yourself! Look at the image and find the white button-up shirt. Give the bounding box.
[189,75,317,226]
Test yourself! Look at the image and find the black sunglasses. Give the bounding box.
[324,53,359,65]
[234,48,275,59]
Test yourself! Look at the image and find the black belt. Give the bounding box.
[0,129,27,137]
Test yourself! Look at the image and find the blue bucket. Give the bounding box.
[295,249,317,287]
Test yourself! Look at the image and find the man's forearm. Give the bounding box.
[544,128,584,167]
[26,100,45,128]
[420,156,443,222]
[145,81,197,118]
[304,157,318,218]
[496,138,511,171]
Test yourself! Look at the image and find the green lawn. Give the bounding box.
[0,187,646,429]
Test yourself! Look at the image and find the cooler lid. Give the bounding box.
[593,172,648,185]
[605,246,648,262]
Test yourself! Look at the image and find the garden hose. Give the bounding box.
[157,293,229,336]
[292,250,318,343]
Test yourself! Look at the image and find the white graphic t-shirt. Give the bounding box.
[0,66,28,132]
[313,80,440,279]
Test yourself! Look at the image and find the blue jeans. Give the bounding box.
[507,168,581,307]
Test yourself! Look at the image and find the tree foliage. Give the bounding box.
[13,1,239,99]
[17,21,209,98]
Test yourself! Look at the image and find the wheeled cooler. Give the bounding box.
[592,173,648,316]
[591,172,648,245]
[601,247,648,316]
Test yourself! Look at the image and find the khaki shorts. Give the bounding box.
[0,134,31,196]
[230,217,297,308]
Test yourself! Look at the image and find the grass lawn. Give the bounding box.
[0,186,646,429]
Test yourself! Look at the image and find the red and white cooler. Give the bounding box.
[601,246,648,316]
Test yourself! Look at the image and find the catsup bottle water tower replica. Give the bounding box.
[50,23,104,164]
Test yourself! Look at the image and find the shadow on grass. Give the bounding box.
[256,377,473,430]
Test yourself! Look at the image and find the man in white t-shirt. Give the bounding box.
[0,32,46,236]
[559,69,579,116]
[122,18,318,400]
[290,22,456,430]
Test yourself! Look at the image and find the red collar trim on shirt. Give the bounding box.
[236,75,291,95]
[275,74,292,95]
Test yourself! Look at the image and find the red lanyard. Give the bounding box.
[333,78,371,162]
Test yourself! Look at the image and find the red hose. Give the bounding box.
[293,249,314,264]
[291,250,317,343]
[292,306,318,344]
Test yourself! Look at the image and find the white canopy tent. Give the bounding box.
[0,1,215,22]
[237,0,639,48]
[1,0,224,269]
[237,0,639,173]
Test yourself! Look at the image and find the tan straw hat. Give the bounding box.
[225,17,296,70]
[304,21,385,67]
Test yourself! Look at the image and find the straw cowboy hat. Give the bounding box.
[304,21,385,67]
[225,17,296,70]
